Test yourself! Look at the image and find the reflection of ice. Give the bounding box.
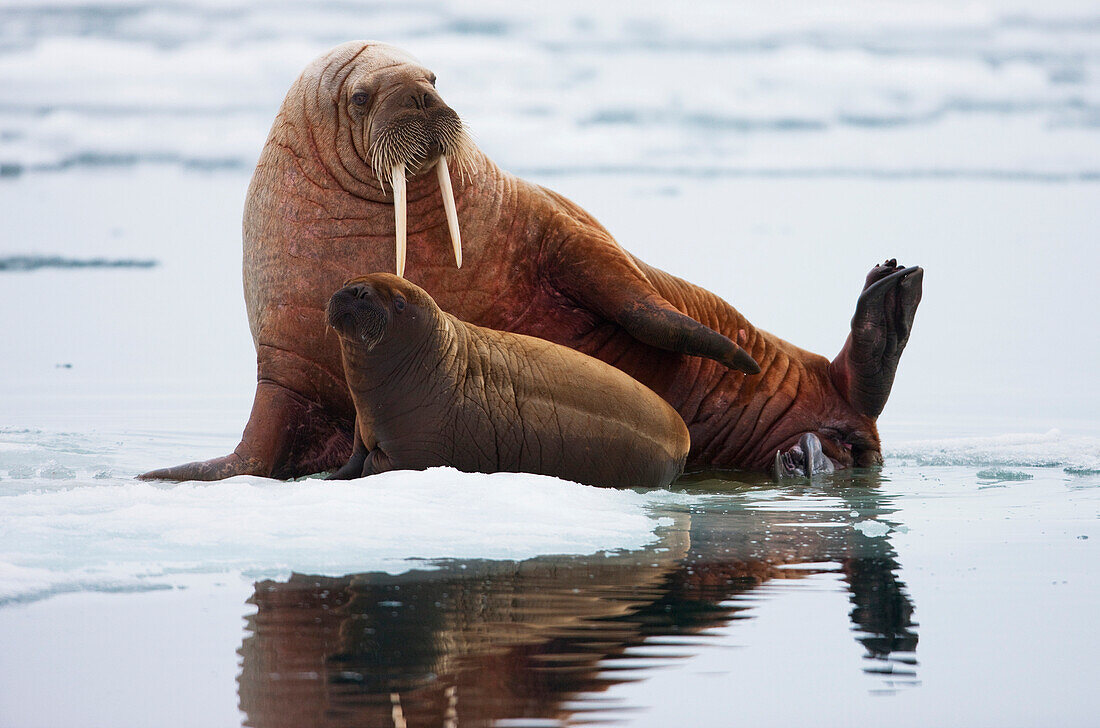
[0,562,173,606]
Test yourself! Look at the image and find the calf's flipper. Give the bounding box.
[326,426,367,480]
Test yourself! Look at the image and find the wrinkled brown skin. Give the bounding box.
[325,274,689,488]
[140,42,922,482]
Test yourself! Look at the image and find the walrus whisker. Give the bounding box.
[436,156,462,268]
[391,163,407,277]
[369,108,475,274]
[436,119,477,185]
[369,131,390,193]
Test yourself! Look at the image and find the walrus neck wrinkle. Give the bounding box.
[734,351,849,470]
[298,78,386,203]
[655,277,819,469]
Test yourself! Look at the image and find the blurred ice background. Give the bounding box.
[2,0,1099,178]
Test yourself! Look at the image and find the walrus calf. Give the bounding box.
[324,274,689,488]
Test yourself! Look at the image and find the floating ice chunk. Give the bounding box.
[38,462,76,480]
[853,520,891,538]
[886,429,1100,470]
[0,562,173,606]
[976,468,1034,482]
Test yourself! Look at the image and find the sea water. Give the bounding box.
[1,2,1098,726]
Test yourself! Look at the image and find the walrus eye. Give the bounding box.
[428,74,437,87]
[351,91,369,105]
[393,296,406,312]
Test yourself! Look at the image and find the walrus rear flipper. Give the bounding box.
[831,260,923,418]
[138,381,352,481]
[551,233,760,375]
[138,451,264,482]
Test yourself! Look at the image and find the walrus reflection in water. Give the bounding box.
[238,479,918,727]
[139,41,922,482]
[325,273,689,487]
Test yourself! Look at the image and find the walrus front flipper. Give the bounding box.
[615,297,761,374]
[326,426,367,480]
[139,381,351,481]
[831,259,923,417]
[551,234,760,374]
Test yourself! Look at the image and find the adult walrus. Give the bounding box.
[324,274,689,487]
[140,41,922,482]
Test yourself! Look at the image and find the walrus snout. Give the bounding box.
[367,86,466,179]
[773,433,838,480]
[327,283,390,346]
[365,79,474,279]
[330,45,477,279]
[390,82,443,113]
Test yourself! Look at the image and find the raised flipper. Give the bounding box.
[550,232,760,374]
[138,380,351,481]
[831,259,923,417]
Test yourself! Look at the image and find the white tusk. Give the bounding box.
[391,164,406,278]
[436,157,462,268]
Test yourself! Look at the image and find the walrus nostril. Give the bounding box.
[343,284,372,300]
[401,89,430,110]
[401,89,437,111]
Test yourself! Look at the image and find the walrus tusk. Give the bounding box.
[436,157,462,268]
[391,164,407,277]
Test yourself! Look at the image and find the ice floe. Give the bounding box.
[0,467,676,605]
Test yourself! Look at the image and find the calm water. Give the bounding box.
[231,469,1097,728]
[2,1,1099,725]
